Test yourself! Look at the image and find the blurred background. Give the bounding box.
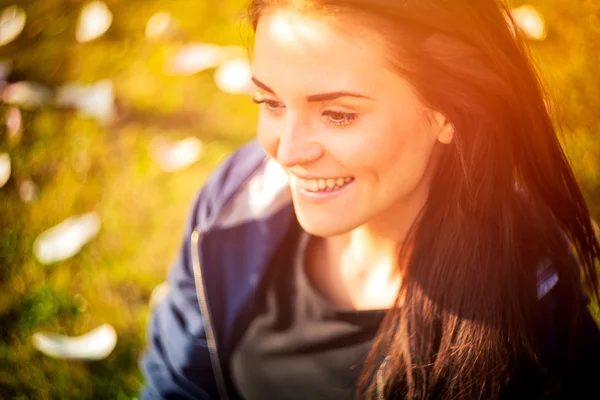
[0,0,598,398]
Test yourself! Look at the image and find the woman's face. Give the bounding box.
[252,11,452,237]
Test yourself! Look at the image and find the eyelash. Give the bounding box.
[251,97,282,112]
[251,96,357,128]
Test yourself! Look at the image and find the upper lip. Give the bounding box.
[290,172,349,180]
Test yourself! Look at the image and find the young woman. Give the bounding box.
[141,0,600,398]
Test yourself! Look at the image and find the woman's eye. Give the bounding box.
[323,110,357,128]
[251,96,284,112]
[265,100,283,111]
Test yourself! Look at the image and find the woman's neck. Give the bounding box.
[305,174,429,310]
[306,226,405,311]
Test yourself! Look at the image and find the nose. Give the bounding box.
[268,116,324,169]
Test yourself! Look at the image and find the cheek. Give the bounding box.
[342,119,409,173]
[350,116,436,183]
[256,116,278,158]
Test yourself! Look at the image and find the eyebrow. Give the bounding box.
[251,76,373,102]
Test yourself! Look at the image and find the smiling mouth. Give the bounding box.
[295,176,355,193]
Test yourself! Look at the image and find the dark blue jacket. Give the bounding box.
[140,140,600,399]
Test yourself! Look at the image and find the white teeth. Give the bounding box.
[296,175,353,192]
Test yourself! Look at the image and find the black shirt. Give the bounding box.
[231,224,387,400]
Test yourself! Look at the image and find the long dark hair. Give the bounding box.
[248,0,600,398]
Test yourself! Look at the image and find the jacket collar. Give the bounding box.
[193,140,296,373]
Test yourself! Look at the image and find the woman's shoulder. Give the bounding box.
[536,255,600,363]
[190,139,292,234]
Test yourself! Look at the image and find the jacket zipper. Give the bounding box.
[192,222,387,400]
[191,228,230,400]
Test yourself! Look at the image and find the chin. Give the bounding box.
[295,208,359,237]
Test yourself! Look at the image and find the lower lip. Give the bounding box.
[297,180,354,201]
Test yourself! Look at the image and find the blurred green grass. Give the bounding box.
[0,0,599,398]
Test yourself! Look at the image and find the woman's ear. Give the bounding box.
[432,110,454,145]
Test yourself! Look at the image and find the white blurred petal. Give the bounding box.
[214,58,252,94]
[167,43,225,75]
[19,179,37,203]
[0,153,10,189]
[149,281,170,309]
[56,80,115,124]
[149,136,204,172]
[2,81,52,108]
[76,1,113,43]
[145,12,177,40]
[511,5,547,41]
[6,106,22,144]
[33,212,101,265]
[0,5,26,47]
[32,324,117,360]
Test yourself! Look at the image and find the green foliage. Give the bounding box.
[17,284,81,334]
[1,0,252,398]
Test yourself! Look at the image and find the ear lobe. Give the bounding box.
[432,110,454,145]
[437,124,454,144]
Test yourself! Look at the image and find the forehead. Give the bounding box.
[252,11,389,94]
